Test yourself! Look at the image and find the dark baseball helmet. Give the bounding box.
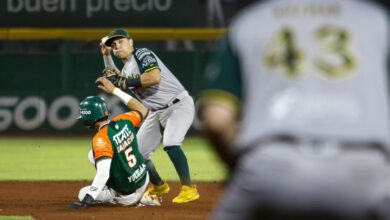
[77,96,109,127]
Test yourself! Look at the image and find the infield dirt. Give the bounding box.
[0,181,224,220]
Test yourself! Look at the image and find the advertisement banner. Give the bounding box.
[0,93,129,134]
[0,0,235,27]
[0,50,211,134]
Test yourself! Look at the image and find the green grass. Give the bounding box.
[0,136,227,181]
[0,216,34,220]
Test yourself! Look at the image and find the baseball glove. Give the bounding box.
[102,68,127,90]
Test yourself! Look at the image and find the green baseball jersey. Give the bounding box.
[92,111,146,194]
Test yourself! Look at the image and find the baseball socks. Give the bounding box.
[165,145,199,203]
[145,160,170,196]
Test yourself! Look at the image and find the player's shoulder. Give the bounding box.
[112,112,129,122]
[134,48,154,59]
[92,126,110,146]
[228,0,273,46]
[230,0,273,28]
[348,0,389,31]
[347,0,388,16]
[112,111,142,126]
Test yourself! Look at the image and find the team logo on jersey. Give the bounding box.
[142,56,157,69]
[135,48,152,59]
[113,124,132,145]
[95,138,107,147]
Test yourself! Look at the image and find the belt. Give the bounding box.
[151,98,180,111]
[240,135,390,160]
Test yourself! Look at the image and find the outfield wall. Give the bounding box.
[0,49,212,134]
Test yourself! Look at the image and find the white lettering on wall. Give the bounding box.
[0,94,125,131]
[0,97,19,131]
[86,0,173,18]
[7,0,76,13]
[48,96,79,129]
[14,96,47,130]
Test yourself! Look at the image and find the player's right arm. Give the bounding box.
[100,36,118,69]
[96,77,148,119]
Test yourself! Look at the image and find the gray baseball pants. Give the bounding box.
[212,141,390,220]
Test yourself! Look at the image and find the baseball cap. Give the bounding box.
[104,28,131,46]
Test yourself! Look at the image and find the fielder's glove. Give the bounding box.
[102,68,128,90]
[69,194,99,209]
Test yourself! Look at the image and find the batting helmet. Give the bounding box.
[77,96,109,127]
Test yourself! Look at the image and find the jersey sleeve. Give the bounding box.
[134,48,160,73]
[201,36,242,108]
[92,130,114,160]
[113,111,142,127]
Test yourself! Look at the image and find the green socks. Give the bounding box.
[164,145,191,186]
[145,159,164,186]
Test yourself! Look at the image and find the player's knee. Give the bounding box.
[88,150,95,166]
[142,152,152,161]
[140,148,156,161]
[78,186,90,201]
[162,138,182,147]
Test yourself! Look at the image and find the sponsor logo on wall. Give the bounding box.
[0,93,126,131]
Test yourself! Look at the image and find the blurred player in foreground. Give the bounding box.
[69,77,160,209]
[200,0,390,219]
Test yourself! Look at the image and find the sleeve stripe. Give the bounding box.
[144,66,160,73]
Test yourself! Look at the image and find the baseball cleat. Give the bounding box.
[139,191,161,206]
[172,185,200,204]
[146,182,170,196]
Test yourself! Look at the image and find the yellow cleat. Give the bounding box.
[172,185,200,204]
[146,182,170,196]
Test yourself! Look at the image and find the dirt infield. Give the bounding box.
[0,181,224,220]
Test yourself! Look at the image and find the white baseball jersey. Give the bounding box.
[121,48,186,110]
[204,0,390,150]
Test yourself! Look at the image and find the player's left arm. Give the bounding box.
[125,48,161,88]
[69,134,113,209]
[138,68,161,87]
[69,159,112,209]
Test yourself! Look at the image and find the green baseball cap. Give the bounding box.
[104,28,131,46]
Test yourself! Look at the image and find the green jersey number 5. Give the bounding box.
[125,147,137,168]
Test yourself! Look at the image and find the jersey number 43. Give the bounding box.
[264,25,357,79]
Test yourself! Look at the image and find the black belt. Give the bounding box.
[151,98,180,111]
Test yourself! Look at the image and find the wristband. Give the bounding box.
[125,76,142,88]
[113,88,133,105]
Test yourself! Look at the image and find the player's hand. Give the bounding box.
[100,36,112,56]
[96,77,116,94]
[68,194,97,210]
[69,201,89,209]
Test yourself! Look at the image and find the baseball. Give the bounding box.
[100,36,109,46]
